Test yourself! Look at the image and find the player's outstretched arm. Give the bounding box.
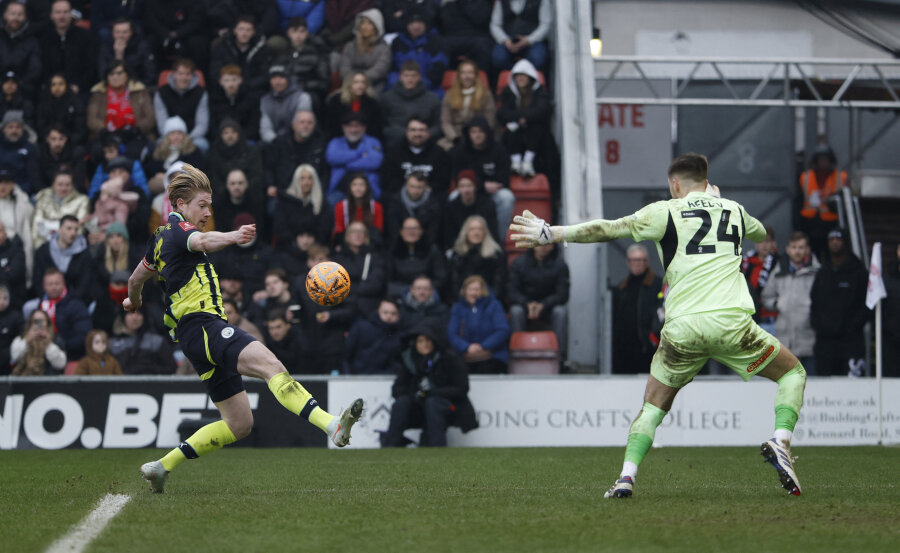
[509,210,634,248]
[189,224,257,253]
[124,261,156,312]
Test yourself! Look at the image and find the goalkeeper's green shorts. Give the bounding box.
[650,309,781,389]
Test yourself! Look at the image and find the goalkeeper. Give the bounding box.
[509,153,807,497]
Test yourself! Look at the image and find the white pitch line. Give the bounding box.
[45,493,131,553]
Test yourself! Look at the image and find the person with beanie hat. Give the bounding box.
[0,109,40,194]
[259,64,313,143]
[144,116,206,194]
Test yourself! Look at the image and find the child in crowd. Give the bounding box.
[75,329,122,375]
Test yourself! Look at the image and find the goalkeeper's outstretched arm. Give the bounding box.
[509,210,634,248]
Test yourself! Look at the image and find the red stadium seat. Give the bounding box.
[510,173,551,199]
[158,69,206,88]
[496,69,546,96]
[505,194,552,262]
[441,69,490,91]
[64,361,79,375]
[509,331,560,374]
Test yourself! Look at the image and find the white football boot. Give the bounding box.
[327,398,364,447]
[140,460,169,493]
[603,476,634,499]
[760,438,802,496]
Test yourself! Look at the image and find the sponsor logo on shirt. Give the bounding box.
[179,221,196,231]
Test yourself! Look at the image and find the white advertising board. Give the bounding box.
[328,376,900,449]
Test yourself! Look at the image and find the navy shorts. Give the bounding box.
[176,314,257,402]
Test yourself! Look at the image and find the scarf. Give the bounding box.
[49,233,86,273]
[40,287,68,331]
[461,86,475,112]
[105,86,136,131]
[400,187,431,214]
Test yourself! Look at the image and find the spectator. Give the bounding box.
[382,0,437,35]
[208,64,262,142]
[883,244,900,377]
[74,329,122,375]
[449,116,514,234]
[382,115,450,198]
[0,71,34,126]
[219,265,252,315]
[88,155,150,245]
[344,297,403,374]
[0,170,33,284]
[332,173,384,244]
[397,275,448,332]
[447,214,507,303]
[223,298,264,342]
[324,71,382,140]
[264,307,314,370]
[610,244,662,373]
[439,0,494,76]
[272,163,333,249]
[0,224,25,308]
[37,126,87,194]
[91,1,143,46]
[207,118,264,199]
[209,15,274,99]
[23,268,92,359]
[281,16,330,106]
[275,1,325,35]
[87,60,156,158]
[88,137,149,199]
[249,269,301,327]
[798,144,847,260]
[490,0,552,73]
[323,0,373,50]
[442,171,498,250]
[277,228,316,276]
[0,1,41,95]
[142,0,209,72]
[810,228,869,376]
[333,221,387,317]
[496,59,550,178]
[742,225,779,334]
[259,64,314,144]
[213,169,267,240]
[338,8,390,92]
[324,111,383,203]
[143,116,206,194]
[508,242,570,359]
[0,110,39,194]
[109,306,177,374]
[207,0,280,40]
[97,17,156,88]
[384,173,442,248]
[208,213,279,299]
[384,317,477,446]
[31,215,93,301]
[761,231,820,375]
[387,9,447,96]
[439,60,496,151]
[0,284,23,372]
[266,109,328,195]
[379,60,441,148]
[387,217,447,299]
[448,274,509,374]
[39,0,96,96]
[31,170,89,250]
[10,309,67,375]
[154,58,210,152]
[90,223,141,331]
[38,74,87,146]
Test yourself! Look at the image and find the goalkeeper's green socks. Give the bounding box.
[267,371,334,432]
[159,420,237,471]
[773,362,806,446]
[620,402,668,479]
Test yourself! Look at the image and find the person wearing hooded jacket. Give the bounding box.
[31,214,94,302]
[496,58,551,178]
[338,8,391,92]
[384,316,477,447]
[259,64,313,143]
[75,329,122,375]
[344,298,403,375]
[386,8,448,97]
[448,274,509,374]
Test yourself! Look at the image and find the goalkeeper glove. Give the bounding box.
[508,210,564,248]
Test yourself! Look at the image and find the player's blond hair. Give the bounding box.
[168,163,212,209]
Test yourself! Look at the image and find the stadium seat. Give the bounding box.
[64,361,79,375]
[505,192,552,265]
[441,69,490,91]
[512,198,552,224]
[496,69,546,96]
[508,331,560,375]
[510,173,551,199]
[158,69,206,88]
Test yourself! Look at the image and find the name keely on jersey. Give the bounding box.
[686,199,723,209]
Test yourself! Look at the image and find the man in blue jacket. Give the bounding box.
[324,111,383,203]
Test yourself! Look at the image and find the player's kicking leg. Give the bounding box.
[757,346,806,496]
[604,375,680,499]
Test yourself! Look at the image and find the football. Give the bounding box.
[305,261,351,306]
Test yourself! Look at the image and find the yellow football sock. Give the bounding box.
[267,371,334,432]
[159,420,237,471]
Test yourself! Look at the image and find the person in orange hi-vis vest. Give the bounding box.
[798,145,847,260]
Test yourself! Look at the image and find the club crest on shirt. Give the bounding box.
[179,221,196,231]
[221,327,234,339]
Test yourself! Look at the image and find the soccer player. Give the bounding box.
[509,153,806,497]
[125,164,363,493]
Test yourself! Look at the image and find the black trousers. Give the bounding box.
[384,394,454,447]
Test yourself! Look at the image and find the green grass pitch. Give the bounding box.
[1,447,898,553]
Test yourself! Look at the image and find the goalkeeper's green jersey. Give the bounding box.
[568,190,766,320]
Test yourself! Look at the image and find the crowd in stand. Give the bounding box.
[0,0,571,378]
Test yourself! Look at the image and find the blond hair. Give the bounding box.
[453,215,502,258]
[459,274,488,299]
[287,164,323,215]
[339,71,373,104]
[168,164,212,209]
[446,60,490,112]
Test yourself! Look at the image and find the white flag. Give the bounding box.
[866,242,887,310]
